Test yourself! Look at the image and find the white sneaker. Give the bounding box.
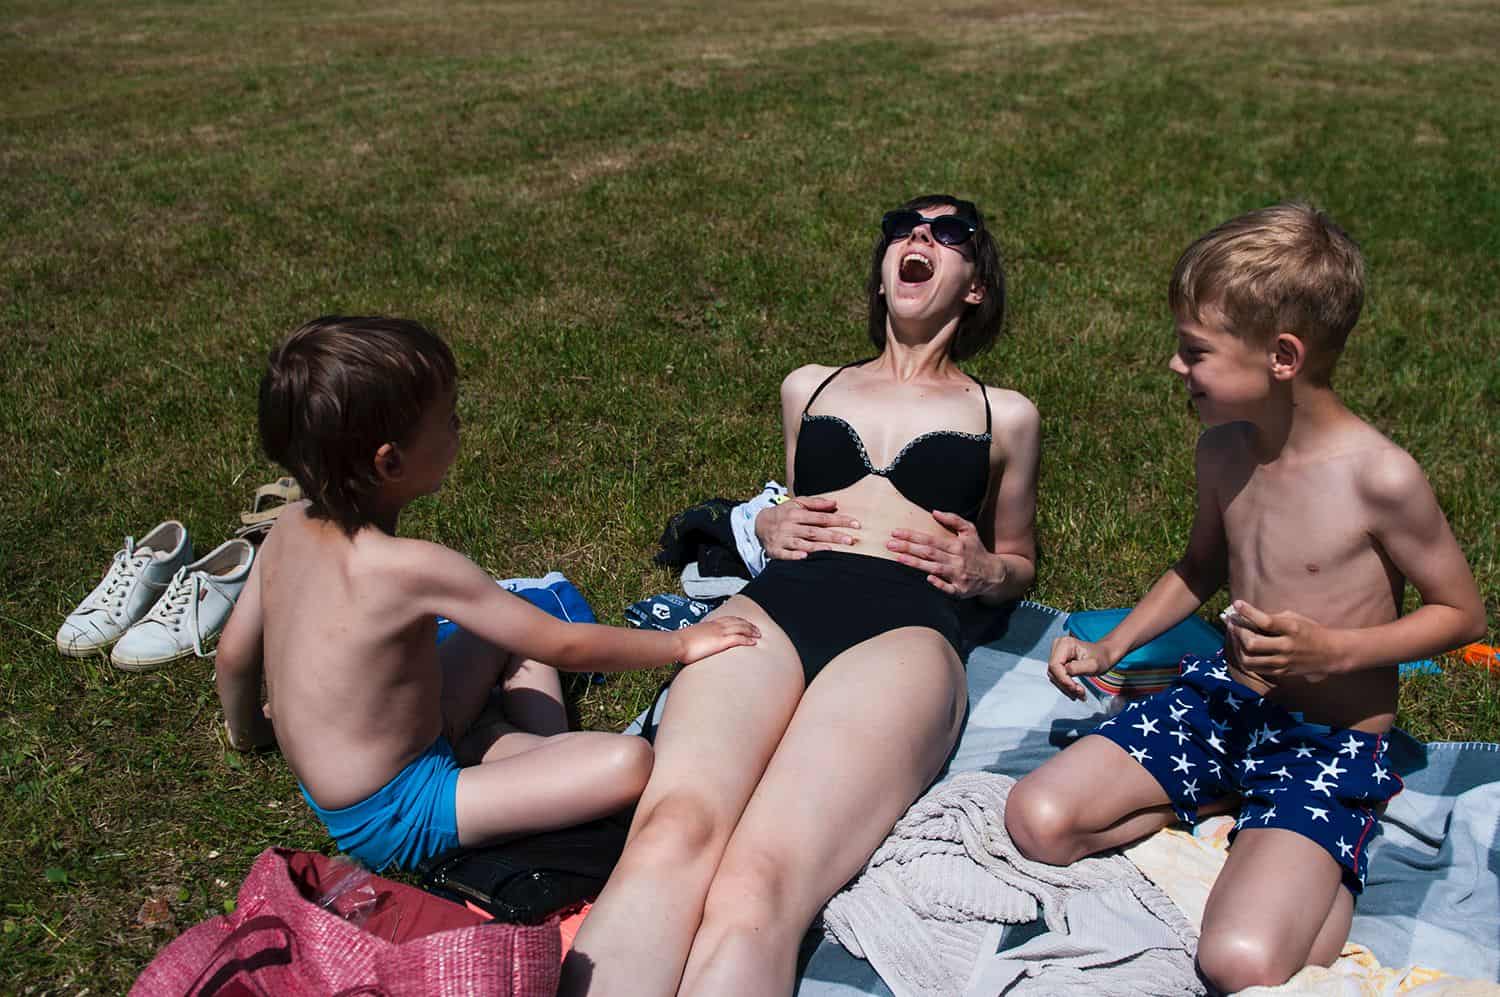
[56,521,192,657]
[111,538,255,672]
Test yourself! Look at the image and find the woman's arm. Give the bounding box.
[888,389,1040,605]
[974,392,1040,604]
[753,365,863,560]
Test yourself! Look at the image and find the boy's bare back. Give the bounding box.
[253,502,448,810]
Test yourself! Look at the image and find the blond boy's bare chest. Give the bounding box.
[1220,459,1397,619]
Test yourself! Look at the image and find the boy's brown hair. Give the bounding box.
[259,316,456,535]
[1169,202,1365,385]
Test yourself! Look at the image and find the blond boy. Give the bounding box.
[1006,204,1484,992]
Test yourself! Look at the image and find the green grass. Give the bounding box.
[3,0,1498,988]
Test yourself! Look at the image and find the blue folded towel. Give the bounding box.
[436,571,597,644]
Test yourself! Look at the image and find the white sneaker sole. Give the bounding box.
[110,642,212,672]
[56,626,122,657]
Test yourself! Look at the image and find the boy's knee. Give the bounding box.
[1004,778,1079,866]
[1197,931,1292,993]
[604,736,653,797]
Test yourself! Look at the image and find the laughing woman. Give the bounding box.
[561,195,1040,996]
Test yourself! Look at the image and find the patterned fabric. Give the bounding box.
[1093,650,1403,892]
[132,848,559,995]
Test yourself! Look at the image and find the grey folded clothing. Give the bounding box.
[822,771,1202,997]
[681,561,748,601]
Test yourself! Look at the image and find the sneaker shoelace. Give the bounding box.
[80,537,155,619]
[146,566,236,658]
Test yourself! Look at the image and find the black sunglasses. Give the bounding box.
[881,210,977,247]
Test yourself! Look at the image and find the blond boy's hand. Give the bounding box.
[1047,635,1113,701]
[673,616,762,664]
[1223,600,1345,682]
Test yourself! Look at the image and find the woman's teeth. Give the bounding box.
[899,253,934,283]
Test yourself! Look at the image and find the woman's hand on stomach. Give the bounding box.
[755,495,862,560]
[796,478,998,593]
[888,508,1003,597]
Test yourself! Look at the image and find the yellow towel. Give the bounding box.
[1122,819,1495,995]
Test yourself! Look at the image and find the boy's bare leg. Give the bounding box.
[452,732,653,846]
[440,627,566,762]
[676,627,966,997]
[501,652,568,736]
[1004,735,1179,865]
[1196,827,1349,992]
[560,595,805,997]
[439,627,512,752]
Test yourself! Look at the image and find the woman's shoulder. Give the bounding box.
[972,381,1039,428]
[782,362,840,387]
[779,363,841,406]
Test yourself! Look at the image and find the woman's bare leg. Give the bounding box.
[678,627,967,997]
[559,595,805,997]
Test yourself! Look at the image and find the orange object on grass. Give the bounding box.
[1459,643,1498,672]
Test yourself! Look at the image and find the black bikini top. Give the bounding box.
[792,360,992,522]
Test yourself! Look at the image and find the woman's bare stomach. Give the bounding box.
[802,478,962,564]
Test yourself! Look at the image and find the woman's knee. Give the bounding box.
[622,792,733,873]
[1004,777,1082,866]
[699,847,798,938]
[1196,930,1295,993]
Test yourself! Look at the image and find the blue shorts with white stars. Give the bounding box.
[1092,649,1403,893]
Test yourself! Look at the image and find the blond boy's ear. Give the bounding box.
[1269,332,1306,381]
[373,442,403,482]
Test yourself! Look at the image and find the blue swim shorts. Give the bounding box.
[300,737,463,872]
[1092,649,1403,893]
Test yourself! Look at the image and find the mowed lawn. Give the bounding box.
[3,0,1497,988]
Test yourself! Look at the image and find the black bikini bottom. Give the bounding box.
[737,550,962,685]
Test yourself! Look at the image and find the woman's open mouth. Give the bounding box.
[899,252,934,284]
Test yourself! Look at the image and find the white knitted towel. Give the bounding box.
[822,771,1202,997]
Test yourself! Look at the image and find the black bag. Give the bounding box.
[417,814,630,925]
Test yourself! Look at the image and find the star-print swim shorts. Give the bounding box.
[1092,649,1402,892]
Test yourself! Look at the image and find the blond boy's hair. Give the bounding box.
[1170,202,1365,385]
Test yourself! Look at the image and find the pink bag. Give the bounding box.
[131,848,559,996]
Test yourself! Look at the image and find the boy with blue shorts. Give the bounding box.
[1005,204,1484,993]
[215,316,758,872]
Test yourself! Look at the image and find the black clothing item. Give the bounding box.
[792,360,992,523]
[738,550,962,684]
[653,497,751,580]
